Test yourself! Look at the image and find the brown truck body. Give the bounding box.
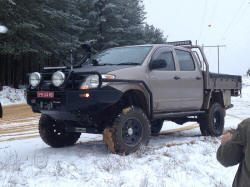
[26,41,242,154]
[106,43,241,116]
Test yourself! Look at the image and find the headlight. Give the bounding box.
[102,74,116,86]
[52,71,65,87]
[80,75,100,90]
[29,72,41,87]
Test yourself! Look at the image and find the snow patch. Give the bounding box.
[0,86,26,106]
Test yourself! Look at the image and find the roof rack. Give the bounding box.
[166,40,192,46]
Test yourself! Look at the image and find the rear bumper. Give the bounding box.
[27,87,122,121]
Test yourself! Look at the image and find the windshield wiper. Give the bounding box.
[117,62,140,65]
[90,60,116,66]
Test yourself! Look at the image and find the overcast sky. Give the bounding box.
[144,0,250,75]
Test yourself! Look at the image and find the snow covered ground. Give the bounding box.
[0,77,249,187]
[0,86,26,106]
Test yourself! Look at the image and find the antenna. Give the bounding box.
[70,49,73,70]
[68,1,73,70]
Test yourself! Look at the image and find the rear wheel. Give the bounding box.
[198,103,225,136]
[151,120,164,135]
[103,106,150,155]
[39,115,81,148]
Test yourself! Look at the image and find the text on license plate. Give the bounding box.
[37,91,54,98]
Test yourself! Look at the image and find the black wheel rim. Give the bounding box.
[213,111,221,131]
[122,118,143,146]
[51,121,64,136]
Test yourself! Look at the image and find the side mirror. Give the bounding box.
[149,59,167,70]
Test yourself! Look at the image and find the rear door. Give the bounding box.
[149,47,180,112]
[173,49,203,110]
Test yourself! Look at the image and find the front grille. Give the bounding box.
[37,71,87,91]
[29,70,100,92]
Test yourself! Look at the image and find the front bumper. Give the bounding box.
[27,87,122,121]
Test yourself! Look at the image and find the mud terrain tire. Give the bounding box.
[39,115,81,148]
[198,103,225,136]
[103,106,150,155]
[151,120,164,135]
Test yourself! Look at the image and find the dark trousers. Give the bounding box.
[0,102,2,118]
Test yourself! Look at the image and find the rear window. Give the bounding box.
[175,50,195,71]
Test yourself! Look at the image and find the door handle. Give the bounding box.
[174,76,181,80]
[151,76,157,80]
[196,77,202,80]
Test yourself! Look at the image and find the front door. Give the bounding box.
[149,47,180,112]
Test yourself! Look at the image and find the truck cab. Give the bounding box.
[148,45,203,112]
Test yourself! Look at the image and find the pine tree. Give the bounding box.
[0,0,166,59]
[79,0,166,51]
[42,0,87,59]
[0,0,46,55]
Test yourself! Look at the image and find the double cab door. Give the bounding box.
[149,47,203,113]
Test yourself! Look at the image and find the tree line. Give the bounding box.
[0,0,166,87]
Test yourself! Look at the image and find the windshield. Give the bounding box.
[86,46,152,66]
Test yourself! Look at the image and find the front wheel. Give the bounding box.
[39,115,81,148]
[198,103,225,136]
[103,106,151,155]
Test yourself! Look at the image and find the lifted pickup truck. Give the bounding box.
[27,41,242,154]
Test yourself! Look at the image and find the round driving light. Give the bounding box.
[29,72,41,87]
[52,71,65,87]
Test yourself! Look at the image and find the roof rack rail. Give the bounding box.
[166,40,192,46]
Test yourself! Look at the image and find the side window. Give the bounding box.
[175,50,195,71]
[152,49,175,71]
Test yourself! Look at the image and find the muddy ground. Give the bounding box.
[0,104,40,142]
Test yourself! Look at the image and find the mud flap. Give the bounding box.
[122,106,132,115]
[103,127,116,153]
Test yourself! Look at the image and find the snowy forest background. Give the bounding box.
[0,0,166,87]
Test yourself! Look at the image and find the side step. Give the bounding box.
[153,111,205,119]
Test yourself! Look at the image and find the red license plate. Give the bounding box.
[37,91,54,98]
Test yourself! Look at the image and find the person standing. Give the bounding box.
[217,119,250,187]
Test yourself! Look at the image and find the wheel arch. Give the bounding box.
[203,90,226,109]
[211,91,225,107]
[119,89,150,117]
